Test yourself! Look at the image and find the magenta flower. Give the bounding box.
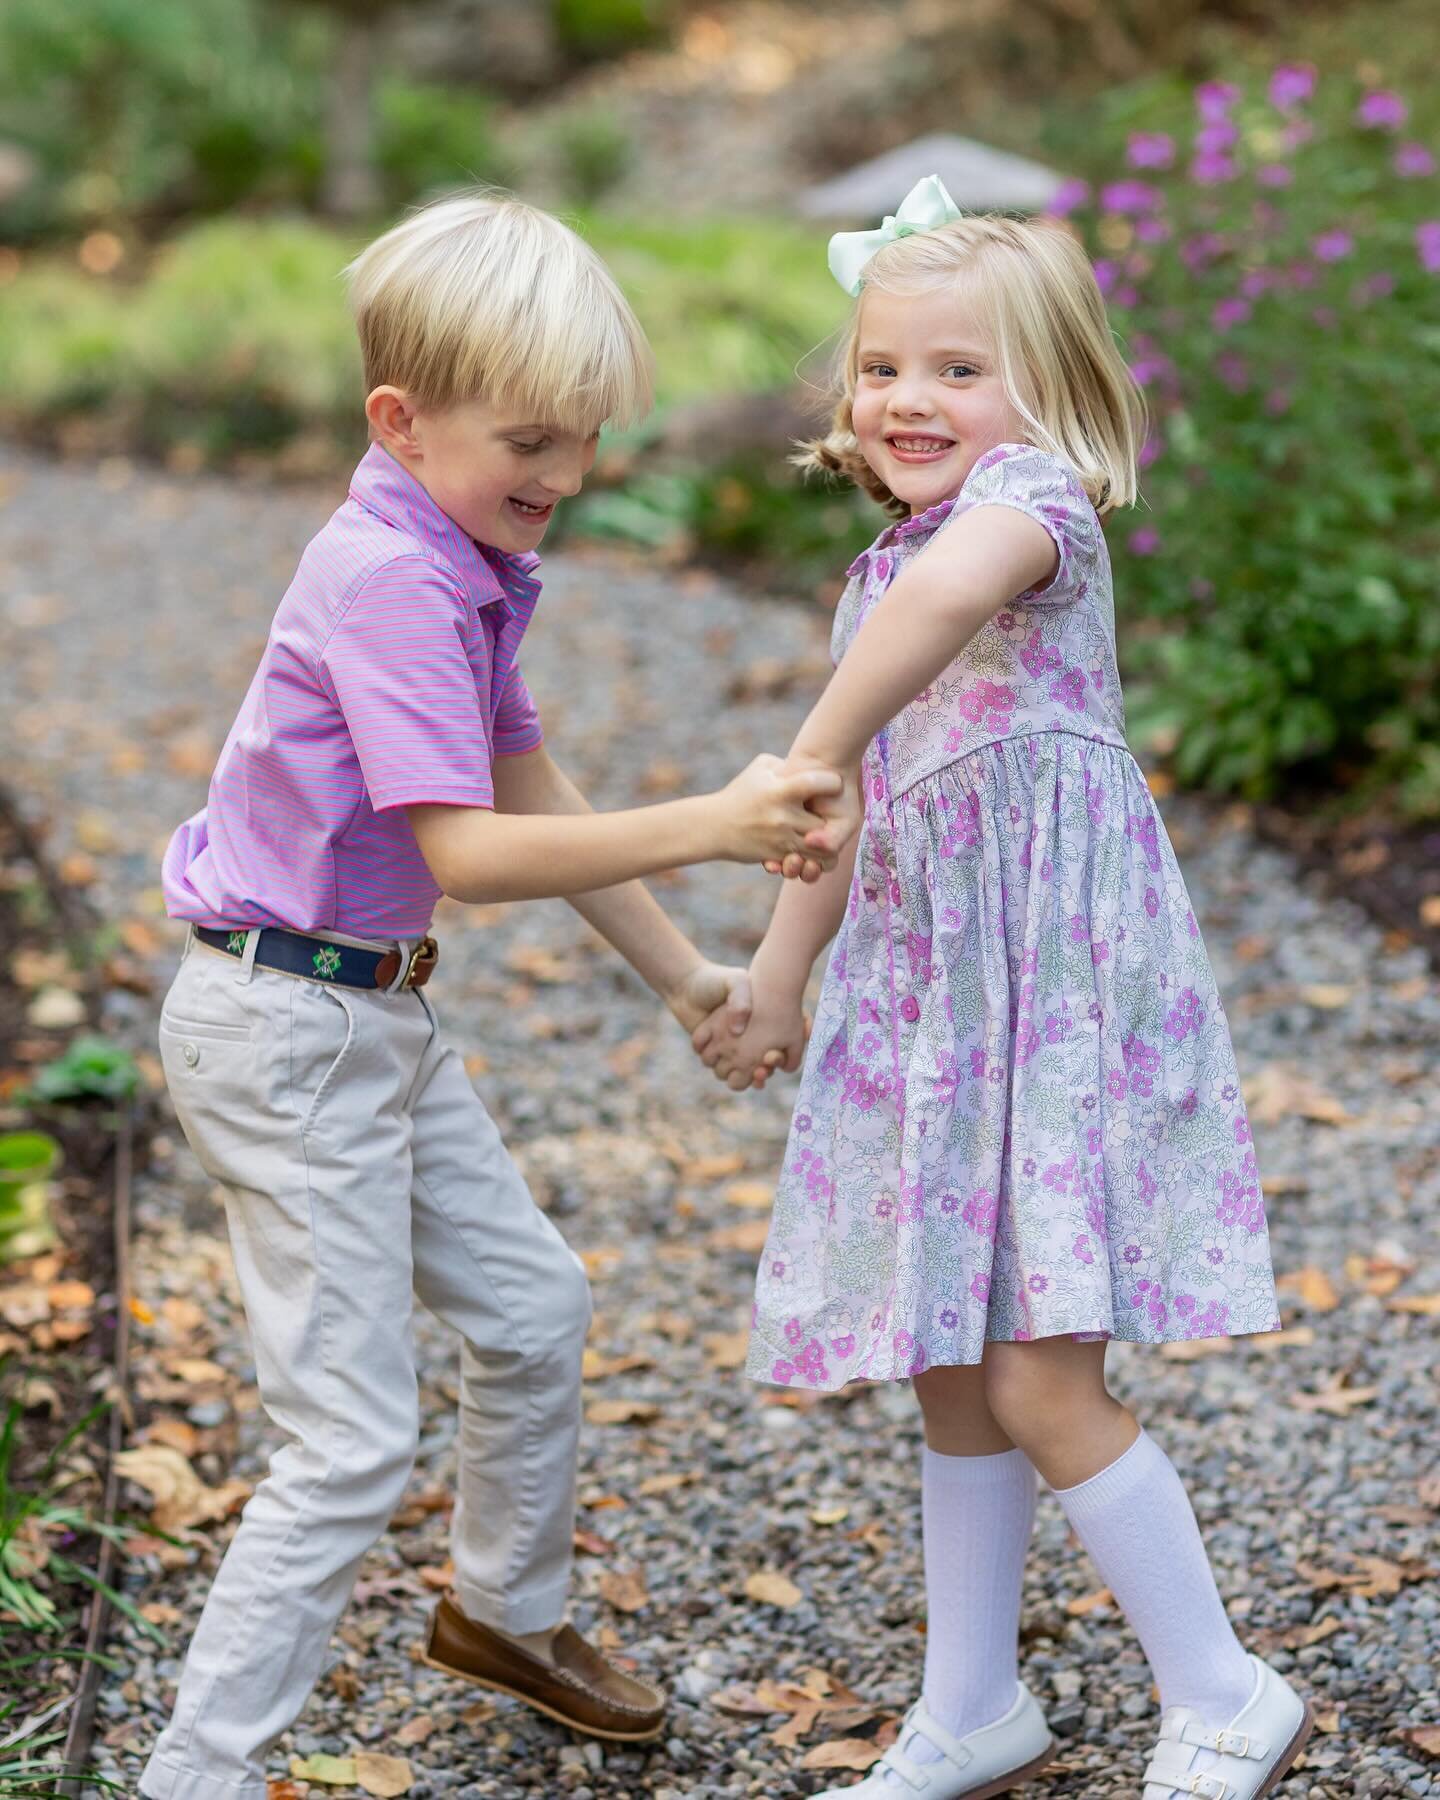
[1138,434,1163,470]
[1101,179,1164,215]
[1268,64,1316,110]
[1312,228,1354,262]
[1048,176,1091,217]
[1353,272,1395,304]
[1092,258,1119,296]
[1395,143,1437,178]
[1240,270,1272,299]
[1257,162,1294,189]
[1128,526,1162,556]
[1129,354,1170,387]
[1191,152,1238,186]
[1417,221,1440,274]
[1127,132,1175,170]
[1180,231,1225,272]
[1196,80,1240,121]
[1196,119,1240,155]
[1135,217,1172,244]
[1212,296,1252,330]
[1358,90,1408,130]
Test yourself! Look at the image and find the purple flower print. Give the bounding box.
[1085,1193,1106,1236]
[1395,143,1436,177]
[771,1358,795,1384]
[1086,1125,1103,1157]
[1127,132,1175,170]
[1174,1293,1197,1317]
[1179,1088,1198,1118]
[1019,629,1063,678]
[1015,1018,1040,1066]
[1069,912,1089,944]
[955,677,1018,733]
[1091,939,1110,966]
[1122,1031,1161,1098]
[857,1029,881,1058]
[939,1192,960,1216]
[1120,1241,1150,1269]
[1144,885,1160,919]
[1028,1272,1050,1295]
[932,1299,961,1332]
[1215,1166,1264,1233]
[1357,90,1407,131]
[1050,667,1087,712]
[830,1331,855,1358]
[1222,1082,1238,1102]
[1042,1154,1079,1197]
[1021,1155,1037,1178]
[1234,1117,1252,1146]
[961,1187,999,1234]
[1269,63,1316,110]
[1137,1161,1158,1205]
[970,1271,991,1303]
[1127,812,1163,873]
[996,610,1015,632]
[794,1339,830,1384]
[794,1112,812,1133]
[784,1316,805,1346]
[767,1252,795,1284]
[969,1046,988,1080]
[858,997,880,1025]
[1072,1233,1094,1265]
[893,1328,914,1360]
[1164,985,1204,1043]
[896,1176,924,1224]
[1201,1235,1227,1268]
[1106,1068,1127,1100]
[870,1191,896,1224]
[1191,1300,1231,1338]
[940,793,983,858]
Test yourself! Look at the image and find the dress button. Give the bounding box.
[182,1042,200,1067]
[900,996,921,1023]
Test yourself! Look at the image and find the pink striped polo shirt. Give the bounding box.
[162,444,544,938]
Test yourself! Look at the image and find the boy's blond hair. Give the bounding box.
[799,214,1145,517]
[344,190,654,434]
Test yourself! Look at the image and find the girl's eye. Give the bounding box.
[945,363,978,380]
[862,364,896,379]
[509,439,547,455]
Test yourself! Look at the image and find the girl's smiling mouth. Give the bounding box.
[885,433,958,463]
[507,496,555,520]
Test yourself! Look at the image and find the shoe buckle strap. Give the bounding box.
[875,1746,932,1792]
[1144,1765,1231,1799]
[1178,1721,1265,1760]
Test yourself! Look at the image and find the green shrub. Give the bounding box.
[550,109,633,206]
[1056,67,1440,812]
[375,80,514,206]
[551,0,668,61]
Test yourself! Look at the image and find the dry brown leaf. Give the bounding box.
[115,1443,251,1533]
[637,1471,696,1497]
[161,1296,208,1335]
[1403,1725,1440,1758]
[1290,1372,1381,1417]
[801,1738,885,1772]
[1261,1173,1309,1197]
[708,1220,770,1253]
[139,1602,183,1626]
[1313,1708,1342,1734]
[702,1331,749,1370]
[712,1685,777,1717]
[1294,1555,1430,1600]
[330,1666,361,1700]
[579,1247,623,1279]
[267,1783,305,1800]
[1243,1064,1352,1127]
[168,1356,229,1385]
[1275,1267,1340,1312]
[356,1751,413,1797]
[598,1568,648,1613]
[581,1348,655,1379]
[678,1152,746,1183]
[810,1505,850,1526]
[574,1528,614,1557]
[144,1417,200,1456]
[1254,1615,1342,1654]
[1345,1251,1414,1297]
[723,1180,774,1210]
[46,1280,94,1311]
[1388,1292,1440,1316]
[1065,1587,1114,1617]
[1298,984,1352,1009]
[581,1492,628,1511]
[459,1699,496,1727]
[1251,1325,1317,1352]
[585,1398,660,1426]
[744,1570,803,1608]
[417,1561,454,1591]
[392,1716,437,1747]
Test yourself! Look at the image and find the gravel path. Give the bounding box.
[1,444,1436,1800]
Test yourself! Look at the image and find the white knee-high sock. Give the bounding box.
[920,1447,1037,1734]
[1054,1430,1255,1723]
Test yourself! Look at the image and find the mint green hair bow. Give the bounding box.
[827,174,964,297]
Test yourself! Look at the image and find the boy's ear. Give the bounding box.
[366,386,421,456]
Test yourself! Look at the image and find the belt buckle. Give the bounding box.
[402,935,439,989]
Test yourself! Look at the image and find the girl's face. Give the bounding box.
[851,284,1029,516]
[402,396,601,553]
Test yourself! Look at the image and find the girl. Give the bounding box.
[694,183,1311,1800]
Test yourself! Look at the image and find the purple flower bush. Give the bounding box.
[1059,69,1440,812]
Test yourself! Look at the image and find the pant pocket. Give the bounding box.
[290,983,358,1140]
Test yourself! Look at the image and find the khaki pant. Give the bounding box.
[140,929,592,1800]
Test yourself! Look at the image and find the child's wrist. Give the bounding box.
[750,940,807,1001]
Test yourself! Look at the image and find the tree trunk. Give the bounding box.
[321,19,380,219]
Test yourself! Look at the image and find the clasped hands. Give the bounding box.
[684,752,860,1093]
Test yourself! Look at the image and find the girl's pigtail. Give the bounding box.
[792,399,908,518]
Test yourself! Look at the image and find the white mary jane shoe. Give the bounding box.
[1142,1655,1314,1800]
[810,1684,1054,1799]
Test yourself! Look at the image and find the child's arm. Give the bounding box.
[693,812,860,1089]
[484,747,756,1030]
[794,505,1057,828]
[408,751,842,906]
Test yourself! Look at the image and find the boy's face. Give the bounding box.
[388,395,601,553]
[851,285,1028,516]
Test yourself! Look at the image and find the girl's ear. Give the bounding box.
[365,386,421,456]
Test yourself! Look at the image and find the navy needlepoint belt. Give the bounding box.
[195,926,439,991]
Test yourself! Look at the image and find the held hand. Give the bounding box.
[691,972,810,1092]
[762,756,862,878]
[712,755,843,872]
[665,959,753,1038]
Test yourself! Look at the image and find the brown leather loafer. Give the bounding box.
[422,1593,666,1742]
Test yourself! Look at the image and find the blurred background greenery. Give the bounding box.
[0,0,1436,814]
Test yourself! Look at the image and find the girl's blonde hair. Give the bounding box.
[344,190,654,434]
[799,214,1144,517]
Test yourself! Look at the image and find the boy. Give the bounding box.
[143,191,838,1800]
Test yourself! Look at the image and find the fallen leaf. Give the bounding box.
[598,1568,648,1613]
[1251,1325,1317,1351]
[677,1152,746,1183]
[139,1602,183,1627]
[168,1357,229,1385]
[801,1738,884,1772]
[744,1570,802,1608]
[574,1528,614,1556]
[581,1492,628,1511]
[708,1220,770,1253]
[1298,984,1352,1009]
[459,1699,496,1727]
[417,1561,454,1591]
[46,1280,95,1311]
[585,1399,660,1425]
[1243,1065,1352,1127]
[637,1472,696,1497]
[1345,1251,1414,1298]
[1253,1616,1341,1653]
[723,1180,774,1210]
[1403,1725,1440,1757]
[115,1443,251,1532]
[810,1505,850,1526]
[1388,1292,1440,1316]
[161,1296,208,1336]
[330,1666,361,1700]
[393,1716,437,1747]
[1294,1555,1430,1600]
[1275,1268,1339,1312]
[702,1331,749,1370]
[128,1296,156,1325]
[267,1783,305,1800]
[582,1348,654,1379]
[579,1247,623,1279]
[1290,1371,1381,1417]
[1065,1588,1114,1617]
[289,1754,357,1786]
[1261,1173,1309,1197]
[1313,1708,1342,1734]
[356,1751,413,1797]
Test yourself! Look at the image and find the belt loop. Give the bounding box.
[235,928,261,986]
[387,936,415,998]
[181,925,195,963]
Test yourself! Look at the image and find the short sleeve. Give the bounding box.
[319,556,496,812]
[959,443,1101,605]
[493,663,543,756]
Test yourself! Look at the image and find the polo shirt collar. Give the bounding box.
[350,444,541,612]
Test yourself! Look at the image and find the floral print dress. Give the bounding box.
[748,443,1281,1391]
